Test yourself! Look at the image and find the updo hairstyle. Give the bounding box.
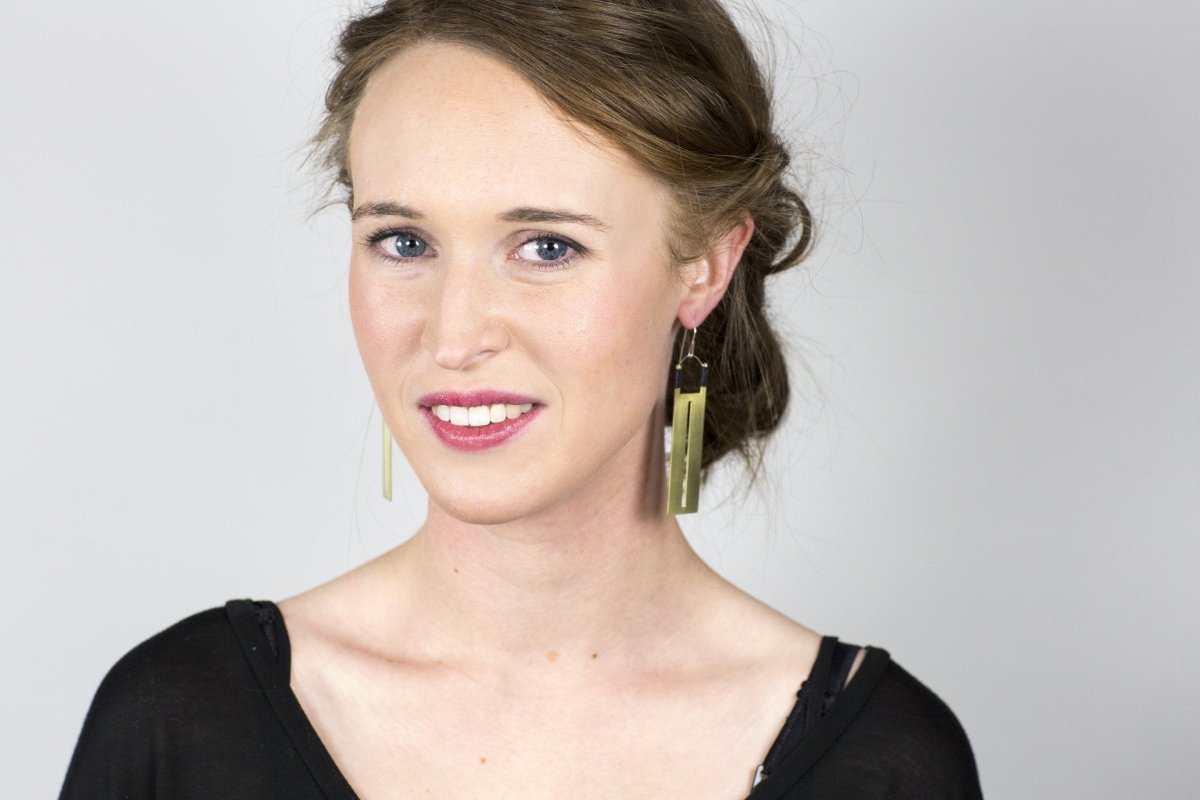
[314,0,814,479]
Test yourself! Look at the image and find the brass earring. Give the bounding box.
[382,421,393,502]
[667,327,707,515]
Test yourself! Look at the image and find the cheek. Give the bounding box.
[551,264,679,404]
[348,266,422,376]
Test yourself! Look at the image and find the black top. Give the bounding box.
[59,600,983,799]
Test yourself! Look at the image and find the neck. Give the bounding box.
[373,431,715,672]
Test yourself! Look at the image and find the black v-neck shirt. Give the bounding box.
[59,601,982,799]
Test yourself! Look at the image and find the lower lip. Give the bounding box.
[423,406,541,452]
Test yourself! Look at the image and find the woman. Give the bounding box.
[60,1,982,797]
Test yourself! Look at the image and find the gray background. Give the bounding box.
[3,0,1197,797]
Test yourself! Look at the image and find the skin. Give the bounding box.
[280,42,851,799]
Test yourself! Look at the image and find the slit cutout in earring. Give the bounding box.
[668,327,706,515]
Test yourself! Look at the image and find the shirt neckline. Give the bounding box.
[226,598,889,800]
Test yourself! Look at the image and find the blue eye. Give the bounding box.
[385,232,427,258]
[516,235,580,265]
[364,229,430,262]
[537,239,567,260]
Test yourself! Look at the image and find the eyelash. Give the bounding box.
[362,228,588,271]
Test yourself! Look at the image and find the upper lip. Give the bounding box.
[418,390,539,408]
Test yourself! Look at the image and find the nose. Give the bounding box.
[422,258,509,370]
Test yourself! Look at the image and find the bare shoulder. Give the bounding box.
[276,552,398,648]
[273,556,414,722]
[693,569,825,677]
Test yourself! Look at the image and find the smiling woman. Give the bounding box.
[58,2,981,799]
[346,41,717,527]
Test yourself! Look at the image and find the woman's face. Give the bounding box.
[348,42,692,525]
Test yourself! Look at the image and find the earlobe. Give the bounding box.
[677,215,755,330]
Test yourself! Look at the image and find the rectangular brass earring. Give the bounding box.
[668,329,707,515]
[382,421,393,502]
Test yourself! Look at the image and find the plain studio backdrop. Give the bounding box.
[2,1,1197,797]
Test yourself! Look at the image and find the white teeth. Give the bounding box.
[432,403,535,427]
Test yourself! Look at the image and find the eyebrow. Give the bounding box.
[351,201,422,222]
[500,207,609,231]
[351,201,608,231]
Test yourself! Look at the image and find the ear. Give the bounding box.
[676,215,755,330]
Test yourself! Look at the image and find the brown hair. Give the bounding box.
[315,0,813,479]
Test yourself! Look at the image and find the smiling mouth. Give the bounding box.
[430,402,535,428]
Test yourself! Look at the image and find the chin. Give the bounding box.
[431,495,532,526]
[421,466,609,528]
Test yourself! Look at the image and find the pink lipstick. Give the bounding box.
[419,391,541,452]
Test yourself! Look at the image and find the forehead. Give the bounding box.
[347,42,668,221]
